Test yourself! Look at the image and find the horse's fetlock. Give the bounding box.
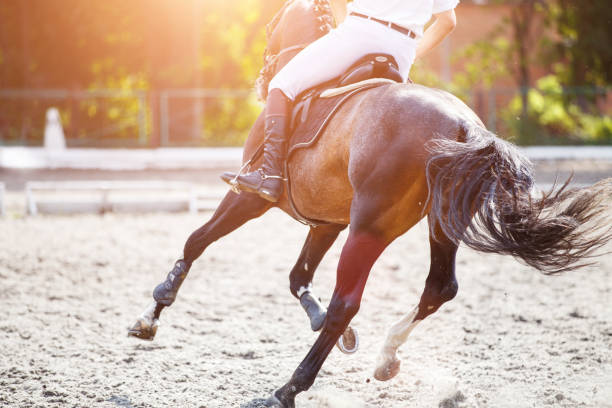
[325,298,359,333]
[290,369,315,393]
[442,279,458,301]
[289,278,308,299]
[152,260,190,306]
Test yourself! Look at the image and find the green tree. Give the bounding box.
[0,0,283,146]
[452,0,611,144]
[546,0,612,88]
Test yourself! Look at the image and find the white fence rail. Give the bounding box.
[2,146,611,171]
[25,181,225,215]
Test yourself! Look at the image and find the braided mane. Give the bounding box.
[255,0,333,101]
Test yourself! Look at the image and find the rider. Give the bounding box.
[224,0,459,202]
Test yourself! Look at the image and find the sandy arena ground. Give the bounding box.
[1,166,611,408]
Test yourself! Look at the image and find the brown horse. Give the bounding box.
[128,1,612,406]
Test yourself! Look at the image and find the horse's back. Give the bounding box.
[288,83,481,226]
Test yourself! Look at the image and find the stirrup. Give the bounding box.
[260,172,287,182]
[229,160,253,194]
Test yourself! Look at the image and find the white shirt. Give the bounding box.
[349,0,460,37]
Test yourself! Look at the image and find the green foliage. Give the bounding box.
[546,0,612,88]
[0,0,282,146]
[504,75,612,145]
[201,94,262,146]
[2,0,611,147]
[448,0,612,145]
[452,34,511,90]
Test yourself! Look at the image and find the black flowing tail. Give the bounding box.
[425,125,612,274]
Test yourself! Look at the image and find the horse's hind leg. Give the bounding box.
[268,227,390,407]
[374,220,459,381]
[289,224,346,331]
[128,191,271,340]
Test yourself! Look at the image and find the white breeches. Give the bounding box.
[269,15,418,101]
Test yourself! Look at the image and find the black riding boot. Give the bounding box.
[221,90,290,202]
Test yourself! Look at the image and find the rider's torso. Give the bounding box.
[349,0,459,37]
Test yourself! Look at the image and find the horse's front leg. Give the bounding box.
[266,229,389,408]
[289,224,346,332]
[374,221,459,381]
[128,190,271,340]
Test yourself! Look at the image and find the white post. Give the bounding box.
[44,107,66,168]
[44,108,66,150]
[25,183,37,216]
[0,183,5,217]
[189,187,198,214]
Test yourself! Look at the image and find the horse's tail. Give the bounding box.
[425,125,612,274]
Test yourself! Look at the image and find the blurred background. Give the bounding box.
[1,0,610,148]
[1,4,611,407]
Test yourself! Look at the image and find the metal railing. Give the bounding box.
[0,89,148,147]
[1,86,609,148]
[159,89,254,146]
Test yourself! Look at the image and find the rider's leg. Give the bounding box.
[222,89,291,202]
[289,224,347,331]
[222,17,417,200]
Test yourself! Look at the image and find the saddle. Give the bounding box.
[254,54,404,225]
[289,53,403,141]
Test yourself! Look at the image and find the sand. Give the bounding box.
[1,203,611,408]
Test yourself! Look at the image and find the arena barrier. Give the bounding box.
[25,181,225,216]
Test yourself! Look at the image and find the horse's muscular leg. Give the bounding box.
[289,224,346,331]
[128,191,271,340]
[374,222,459,381]
[269,230,388,407]
[155,191,271,306]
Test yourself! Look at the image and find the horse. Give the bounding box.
[128,1,612,406]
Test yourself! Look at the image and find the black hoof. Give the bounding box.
[240,392,290,408]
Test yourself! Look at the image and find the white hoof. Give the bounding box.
[373,356,401,381]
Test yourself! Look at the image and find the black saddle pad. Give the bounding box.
[288,93,343,150]
[287,81,393,155]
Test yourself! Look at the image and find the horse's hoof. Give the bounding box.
[127,316,158,341]
[373,357,401,382]
[336,326,359,354]
[264,393,284,407]
[241,392,290,408]
[240,396,282,408]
